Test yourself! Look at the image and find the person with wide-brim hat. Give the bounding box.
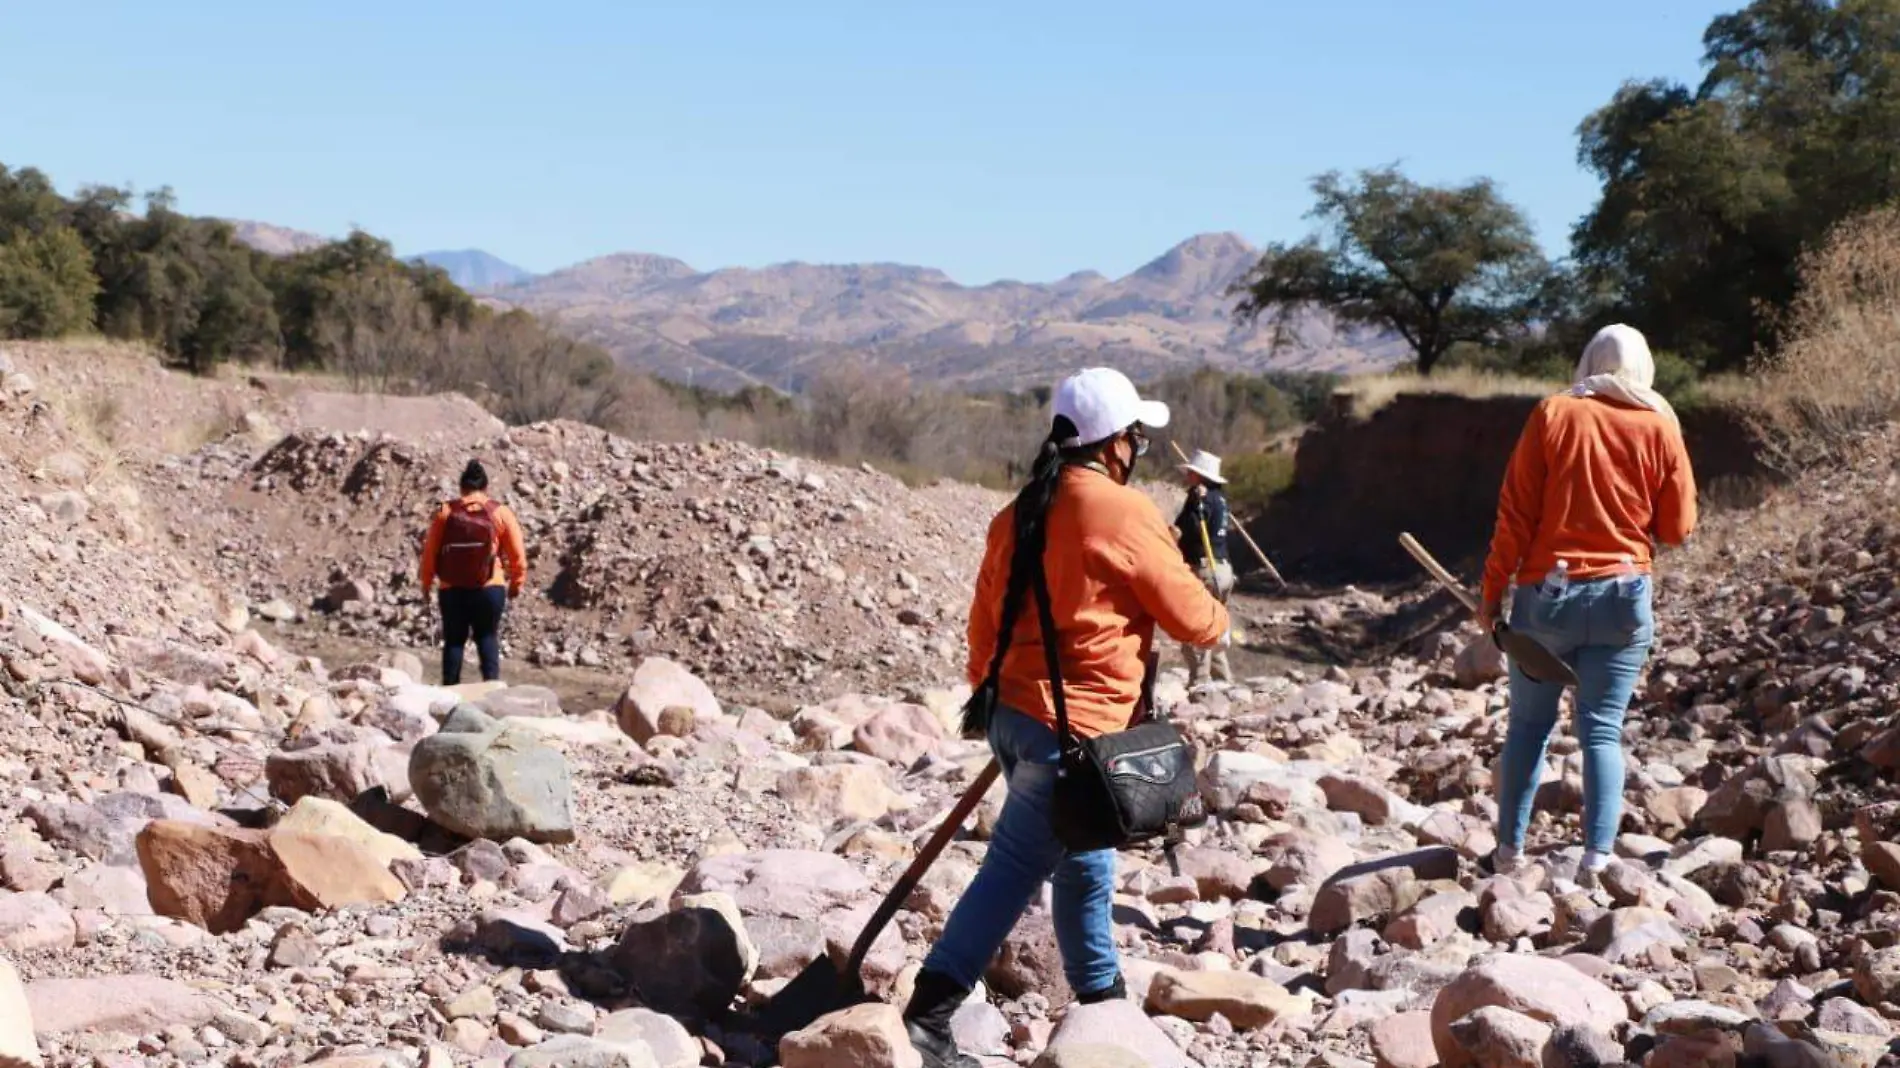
[1173,449,1236,686]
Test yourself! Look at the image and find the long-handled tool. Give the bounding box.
[1168,440,1287,589]
[752,758,1003,1042]
[1397,532,1578,687]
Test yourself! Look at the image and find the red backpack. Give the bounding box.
[435,499,501,589]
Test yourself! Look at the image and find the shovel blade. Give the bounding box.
[1496,625,1579,687]
[750,956,867,1045]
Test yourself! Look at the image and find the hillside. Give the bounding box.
[415,249,535,290]
[491,232,1410,391]
[224,219,330,255]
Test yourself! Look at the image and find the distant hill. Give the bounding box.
[226,220,329,256]
[488,232,1409,392]
[413,249,533,290]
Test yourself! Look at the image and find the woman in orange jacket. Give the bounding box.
[1480,324,1696,884]
[419,460,527,685]
[901,368,1229,1068]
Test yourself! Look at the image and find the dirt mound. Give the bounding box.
[170,420,1000,703]
[289,390,505,448]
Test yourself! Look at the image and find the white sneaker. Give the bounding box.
[1491,846,1526,876]
[1576,850,1612,889]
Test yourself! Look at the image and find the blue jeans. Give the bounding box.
[439,586,507,685]
[920,706,1119,997]
[1496,573,1654,855]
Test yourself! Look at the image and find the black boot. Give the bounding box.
[1075,974,1127,1004]
[903,969,979,1068]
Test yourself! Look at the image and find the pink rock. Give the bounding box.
[676,850,872,920]
[0,892,76,953]
[26,975,219,1037]
[851,704,944,768]
[1429,954,1627,1068]
[1371,1011,1438,1068]
[1045,999,1194,1067]
[616,657,723,746]
[779,1002,920,1068]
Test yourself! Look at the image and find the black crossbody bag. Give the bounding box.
[1028,542,1207,852]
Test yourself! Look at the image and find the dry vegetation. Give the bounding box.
[1749,206,1900,470]
[1337,366,1560,420]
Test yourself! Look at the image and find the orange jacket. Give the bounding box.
[968,465,1230,738]
[1481,393,1697,609]
[419,492,528,594]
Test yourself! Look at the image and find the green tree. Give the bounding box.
[0,226,99,338]
[1574,0,1900,370]
[1231,166,1549,375]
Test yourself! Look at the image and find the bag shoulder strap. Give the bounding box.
[1029,545,1073,750]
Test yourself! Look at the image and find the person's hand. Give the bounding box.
[1478,600,1500,634]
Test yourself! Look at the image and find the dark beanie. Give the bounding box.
[459,459,489,491]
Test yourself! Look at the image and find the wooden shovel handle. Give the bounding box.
[1398,532,1482,615]
[844,759,1001,973]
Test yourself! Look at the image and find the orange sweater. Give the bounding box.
[419,492,528,594]
[1481,393,1697,609]
[968,465,1231,738]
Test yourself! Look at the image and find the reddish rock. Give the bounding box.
[850,704,944,767]
[1371,1011,1437,1068]
[25,975,219,1037]
[779,1002,920,1068]
[1429,954,1627,1068]
[135,822,283,935]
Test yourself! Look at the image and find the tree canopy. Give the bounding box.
[1231,166,1549,375]
[1573,0,1900,371]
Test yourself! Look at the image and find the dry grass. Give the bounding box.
[1338,367,1560,421]
[1749,206,1900,469]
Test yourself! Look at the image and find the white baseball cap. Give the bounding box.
[1052,367,1171,447]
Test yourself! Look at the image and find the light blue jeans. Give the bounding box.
[1496,573,1654,856]
[920,706,1119,997]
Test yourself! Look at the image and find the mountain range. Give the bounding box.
[229,222,1406,391]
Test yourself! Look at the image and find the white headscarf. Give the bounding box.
[1571,324,1677,426]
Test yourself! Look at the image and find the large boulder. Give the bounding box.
[274,797,422,869]
[409,711,575,844]
[616,658,723,746]
[610,893,757,1019]
[1429,955,1627,1068]
[135,821,405,934]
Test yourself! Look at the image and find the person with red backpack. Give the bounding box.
[419,460,527,685]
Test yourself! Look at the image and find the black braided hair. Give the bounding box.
[459,459,489,492]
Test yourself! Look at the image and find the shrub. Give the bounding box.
[0,226,98,338]
[1750,206,1900,468]
[1223,450,1296,514]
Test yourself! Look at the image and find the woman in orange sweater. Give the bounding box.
[1480,324,1696,883]
[901,368,1229,1068]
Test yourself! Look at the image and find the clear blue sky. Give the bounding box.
[0,1,1732,283]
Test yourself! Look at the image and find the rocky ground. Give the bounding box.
[0,341,1891,1068]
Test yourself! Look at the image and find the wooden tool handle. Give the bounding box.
[1398,532,1482,614]
[845,759,1001,972]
